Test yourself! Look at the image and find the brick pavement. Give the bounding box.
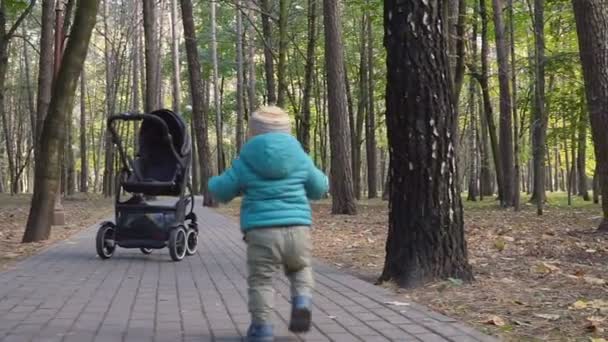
[0,206,499,342]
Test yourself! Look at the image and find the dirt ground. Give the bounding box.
[218,195,608,342]
[0,194,112,271]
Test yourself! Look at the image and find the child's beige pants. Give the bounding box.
[245,226,314,324]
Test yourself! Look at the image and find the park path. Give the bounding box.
[0,205,498,342]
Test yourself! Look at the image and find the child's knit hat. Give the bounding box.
[248,106,291,137]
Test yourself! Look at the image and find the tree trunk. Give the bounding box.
[380,0,473,287]
[246,0,257,113]
[572,0,607,230]
[170,0,181,114]
[79,70,87,193]
[577,110,590,200]
[143,0,160,112]
[323,0,356,215]
[531,0,546,215]
[277,0,289,107]
[492,0,515,207]
[23,0,99,243]
[180,0,215,207]
[235,0,245,152]
[33,1,53,167]
[366,11,377,199]
[211,0,224,173]
[260,0,276,104]
[467,15,479,202]
[509,0,520,210]
[593,165,600,204]
[353,15,368,200]
[479,0,502,198]
[453,0,466,101]
[298,0,317,153]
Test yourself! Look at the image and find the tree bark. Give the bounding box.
[380,0,473,287]
[298,0,317,153]
[235,0,245,152]
[79,70,87,192]
[323,0,356,215]
[277,0,289,107]
[492,0,515,207]
[180,0,215,207]
[211,0,224,173]
[593,165,600,204]
[143,0,160,112]
[23,0,99,243]
[531,0,547,215]
[260,0,276,104]
[573,0,608,230]
[170,0,181,114]
[479,0,502,198]
[366,11,377,199]
[577,110,590,200]
[509,0,520,210]
[246,0,257,113]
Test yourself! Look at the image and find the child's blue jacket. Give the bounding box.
[208,133,329,231]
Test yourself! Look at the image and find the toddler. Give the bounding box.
[208,106,328,342]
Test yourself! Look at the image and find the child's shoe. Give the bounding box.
[246,323,274,342]
[289,296,312,333]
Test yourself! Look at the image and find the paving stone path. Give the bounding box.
[0,206,498,342]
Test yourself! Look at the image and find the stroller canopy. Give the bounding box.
[124,109,192,196]
[139,109,191,159]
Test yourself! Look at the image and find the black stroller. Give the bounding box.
[96,109,198,262]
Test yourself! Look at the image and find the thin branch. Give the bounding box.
[5,0,37,41]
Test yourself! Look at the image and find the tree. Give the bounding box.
[572,0,608,231]
[323,0,356,215]
[23,0,100,243]
[235,0,245,152]
[260,0,276,104]
[180,0,215,207]
[143,0,160,112]
[380,0,473,287]
[298,0,317,153]
[210,0,224,173]
[492,0,515,207]
[531,0,547,215]
[365,11,377,199]
[170,0,181,114]
[577,110,590,201]
[276,0,289,108]
[79,70,87,193]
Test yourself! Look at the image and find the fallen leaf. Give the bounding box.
[533,313,560,321]
[503,236,515,242]
[485,315,506,326]
[448,278,464,286]
[571,300,589,310]
[494,239,506,252]
[533,262,560,274]
[590,339,607,342]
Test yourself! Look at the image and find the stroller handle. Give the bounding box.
[108,112,184,177]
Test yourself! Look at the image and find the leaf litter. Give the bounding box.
[219,198,608,340]
[0,194,112,271]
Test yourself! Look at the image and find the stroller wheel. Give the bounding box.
[140,248,153,255]
[186,229,198,256]
[96,223,116,259]
[169,227,187,261]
